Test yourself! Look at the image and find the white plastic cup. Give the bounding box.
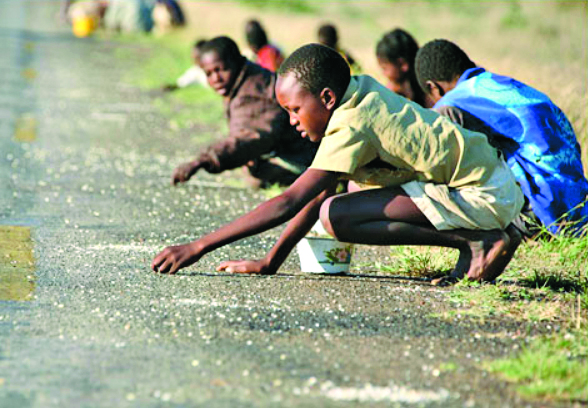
[296,237,353,274]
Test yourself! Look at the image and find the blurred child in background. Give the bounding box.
[244,19,284,72]
[103,0,155,33]
[171,36,317,189]
[152,0,185,34]
[317,23,362,74]
[376,28,431,107]
[162,39,208,92]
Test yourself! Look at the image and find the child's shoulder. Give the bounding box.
[337,75,408,118]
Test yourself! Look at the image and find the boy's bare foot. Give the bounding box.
[431,224,522,286]
[471,224,522,282]
[465,224,521,282]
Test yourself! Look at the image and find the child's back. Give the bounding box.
[312,75,524,231]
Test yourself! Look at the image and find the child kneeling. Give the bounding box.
[152,44,524,283]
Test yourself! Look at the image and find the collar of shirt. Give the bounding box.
[225,60,251,101]
[457,67,486,85]
[433,67,486,109]
[338,76,359,108]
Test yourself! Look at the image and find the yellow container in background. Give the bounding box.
[72,16,97,38]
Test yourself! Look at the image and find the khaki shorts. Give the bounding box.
[401,159,524,231]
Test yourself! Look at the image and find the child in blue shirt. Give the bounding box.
[415,39,588,236]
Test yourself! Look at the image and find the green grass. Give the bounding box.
[499,1,529,29]
[109,31,226,134]
[485,330,588,402]
[234,0,316,14]
[441,273,587,402]
[439,362,458,372]
[505,214,588,294]
[439,281,577,322]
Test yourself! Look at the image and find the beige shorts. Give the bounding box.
[401,160,524,231]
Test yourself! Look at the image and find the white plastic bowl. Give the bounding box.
[296,236,353,274]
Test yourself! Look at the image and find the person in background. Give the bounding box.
[244,19,284,72]
[375,28,431,108]
[152,0,185,33]
[171,36,318,189]
[153,44,524,286]
[103,0,155,33]
[61,0,108,37]
[415,39,588,236]
[162,39,208,92]
[317,23,361,74]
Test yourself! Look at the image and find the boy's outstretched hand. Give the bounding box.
[152,243,201,274]
[216,259,276,275]
[172,160,202,185]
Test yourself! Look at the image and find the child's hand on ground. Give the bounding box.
[172,161,201,185]
[216,259,276,275]
[161,83,178,92]
[152,243,201,274]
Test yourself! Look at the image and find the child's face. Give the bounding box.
[276,74,334,143]
[377,56,406,86]
[200,50,238,97]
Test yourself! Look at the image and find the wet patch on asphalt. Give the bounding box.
[0,226,35,301]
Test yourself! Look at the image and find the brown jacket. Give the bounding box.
[197,61,318,174]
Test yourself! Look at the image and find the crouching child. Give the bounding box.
[153,44,525,284]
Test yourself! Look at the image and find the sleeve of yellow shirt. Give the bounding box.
[310,126,377,174]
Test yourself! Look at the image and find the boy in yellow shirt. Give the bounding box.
[152,44,524,284]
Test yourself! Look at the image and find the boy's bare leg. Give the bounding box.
[321,187,521,283]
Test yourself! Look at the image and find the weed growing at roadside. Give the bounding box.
[440,282,574,322]
[373,246,456,279]
[505,212,588,297]
[485,330,588,402]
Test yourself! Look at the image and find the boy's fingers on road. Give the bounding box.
[217,261,249,273]
[157,259,174,274]
[171,172,184,185]
[152,248,174,273]
[171,163,193,185]
[216,260,268,274]
[152,249,166,270]
[216,261,235,273]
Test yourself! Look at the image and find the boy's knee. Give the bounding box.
[347,180,362,193]
[319,197,337,238]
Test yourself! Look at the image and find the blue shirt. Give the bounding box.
[435,67,588,234]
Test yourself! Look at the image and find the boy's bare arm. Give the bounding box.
[152,169,340,274]
[216,185,337,274]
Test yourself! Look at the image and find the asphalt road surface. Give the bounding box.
[0,2,555,407]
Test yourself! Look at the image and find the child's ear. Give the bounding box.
[425,80,444,98]
[424,80,435,95]
[320,88,338,111]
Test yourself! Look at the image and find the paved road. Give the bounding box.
[0,2,554,408]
